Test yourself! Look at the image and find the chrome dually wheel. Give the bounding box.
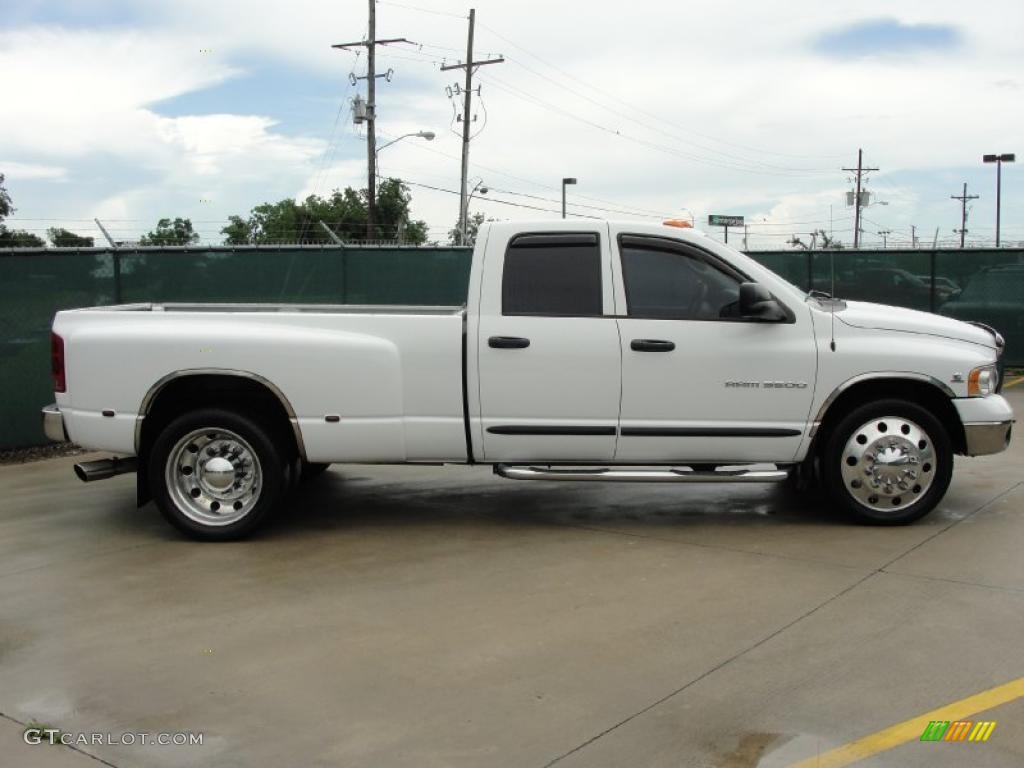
[149,408,288,540]
[840,416,936,513]
[166,428,263,526]
[824,398,952,525]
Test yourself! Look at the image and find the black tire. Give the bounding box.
[148,408,288,540]
[300,461,331,481]
[822,398,953,525]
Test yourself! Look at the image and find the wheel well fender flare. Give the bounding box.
[134,368,306,460]
[808,373,964,455]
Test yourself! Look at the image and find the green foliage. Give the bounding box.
[47,227,95,247]
[0,173,43,246]
[449,211,486,246]
[0,173,11,222]
[221,178,428,245]
[140,218,200,246]
[0,228,45,247]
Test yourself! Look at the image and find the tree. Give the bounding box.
[0,229,45,247]
[788,229,844,251]
[0,174,11,223]
[47,227,95,247]
[140,218,200,246]
[220,177,428,246]
[448,212,486,246]
[221,215,254,245]
[0,173,45,247]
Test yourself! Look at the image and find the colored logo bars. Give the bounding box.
[920,720,996,742]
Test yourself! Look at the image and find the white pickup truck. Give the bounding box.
[42,220,1013,539]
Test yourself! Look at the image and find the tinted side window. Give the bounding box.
[502,234,603,316]
[621,242,740,320]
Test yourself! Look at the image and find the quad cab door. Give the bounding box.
[474,225,621,462]
[610,226,817,463]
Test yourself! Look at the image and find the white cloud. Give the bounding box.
[0,161,68,181]
[3,1,1024,246]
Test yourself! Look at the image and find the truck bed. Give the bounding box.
[53,303,469,463]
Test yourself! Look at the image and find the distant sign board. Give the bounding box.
[708,215,744,227]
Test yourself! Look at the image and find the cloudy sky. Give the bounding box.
[2,0,1023,249]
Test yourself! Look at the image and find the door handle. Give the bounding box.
[488,336,531,349]
[630,339,676,352]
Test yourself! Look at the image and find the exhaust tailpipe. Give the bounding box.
[74,457,138,483]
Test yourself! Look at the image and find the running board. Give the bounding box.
[494,465,789,483]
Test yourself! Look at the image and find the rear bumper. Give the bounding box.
[42,403,68,442]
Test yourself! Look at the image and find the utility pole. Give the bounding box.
[910,225,918,249]
[950,182,979,249]
[843,149,879,249]
[441,9,504,245]
[332,4,410,241]
[876,229,891,248]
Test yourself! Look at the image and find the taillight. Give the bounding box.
[51,332,66,393]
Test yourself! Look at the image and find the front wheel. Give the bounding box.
[148,408,288,540]
[822,399,953,525]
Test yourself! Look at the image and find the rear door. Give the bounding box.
[611,228,817,463]
[475,227,621,462]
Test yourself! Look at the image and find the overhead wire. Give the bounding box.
[475,21,848,163]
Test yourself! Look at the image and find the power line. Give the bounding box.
[479,74,830,178]
[375,0,466,20]
[475,20,848,164]
[402,179,601,218]
[498,55,831,175]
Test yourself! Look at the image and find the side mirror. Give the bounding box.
[739,282,787,322]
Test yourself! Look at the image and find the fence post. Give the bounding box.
[341,246,348,304]
[929,249,937,314]
[113,250,122,304]
[806,250,813,292]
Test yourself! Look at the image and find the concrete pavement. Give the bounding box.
[1,389,1021,767]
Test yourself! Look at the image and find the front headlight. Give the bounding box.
[968,364,998,397]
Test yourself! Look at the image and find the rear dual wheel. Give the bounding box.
[149,408,288,540]
[822,399,952,525]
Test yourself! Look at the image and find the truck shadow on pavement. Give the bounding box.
[252,468,850,541]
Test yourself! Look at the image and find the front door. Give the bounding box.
[611,229,817,464]
[476,228,621,462]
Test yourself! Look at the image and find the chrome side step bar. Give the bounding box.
[494,464,788,483]
[74,457,138,483]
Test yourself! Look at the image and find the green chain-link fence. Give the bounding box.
[1,245,1020,448]
[0,245,471,448]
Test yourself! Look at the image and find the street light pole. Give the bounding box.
[374,131,435,179]
[561,177,577,219]
[983,153,1015,247]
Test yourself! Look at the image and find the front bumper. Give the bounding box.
[954,394,1014,457]
[42,403,68,442]
[963,421,1013,456]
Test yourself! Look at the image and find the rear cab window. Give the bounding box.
[502,233,603,316]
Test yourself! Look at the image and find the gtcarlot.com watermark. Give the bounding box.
[25,727,203,747]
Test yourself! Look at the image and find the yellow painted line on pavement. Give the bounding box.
[1003,375,1024,389]
[788,676,1024,768]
